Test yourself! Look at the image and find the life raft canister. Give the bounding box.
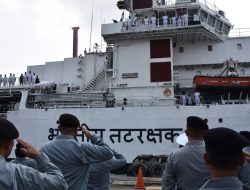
[163,88,171,97]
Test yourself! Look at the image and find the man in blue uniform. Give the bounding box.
[0,118,67,190]
[40,113,114,190]
[162,116,210,190]
[87,149,127,190]
[200,127,249,190]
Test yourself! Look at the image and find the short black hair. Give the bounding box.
[0,137,11,148]
[207,153,241,170]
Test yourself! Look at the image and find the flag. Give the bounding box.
[120,11,124,22]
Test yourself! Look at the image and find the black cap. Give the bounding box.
[239,131,250,141]
[186,116,208,131]
[0,118,19,139]
[203,127,250,158]
[56,113,80,128]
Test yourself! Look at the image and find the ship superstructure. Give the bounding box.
[0,0,250,175]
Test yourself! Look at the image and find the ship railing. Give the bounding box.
[229,28,250,38]
[121,15,201,33]
[153,0,221,16]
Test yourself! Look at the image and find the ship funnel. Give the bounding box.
[72,27,80,58]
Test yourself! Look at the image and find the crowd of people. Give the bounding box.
[162,116,250,190]
[0,71,40,87]
[0,114,126,190]
[123,12,192,31]
[181,91,201,106]
[0,114,249,189]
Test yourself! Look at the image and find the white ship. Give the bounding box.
[1,0,250,175]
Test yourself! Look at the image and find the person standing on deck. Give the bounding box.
[172,16,176,27]
[23,72,28,85]
[181,91,187,106]
[3,74,7,86]
[40,113,114,190]
[163,13,168,28]
[187,93,193,105]
[0,74,2,86]
[162,116,210,190]
[8,73,13,86]
[144,16,149,30]
[19,74,24,85]
[151,14,156,30]
[194,90,201,105]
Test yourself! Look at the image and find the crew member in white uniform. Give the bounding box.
[172,16,176,27]
[162,14,168,28]
[127,16,132,30]
[144,16,149,30]
[194,91,201,105]
[151,14,156,30]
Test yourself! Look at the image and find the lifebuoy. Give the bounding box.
[164,88,171,97]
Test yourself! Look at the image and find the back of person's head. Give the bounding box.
[0,118,19,143]
[57,113,80,135]
[203,127,249,170]
[185,116,208,138]
[0,118,19,157]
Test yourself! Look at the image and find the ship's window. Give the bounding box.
[179,47,184,53]
[133,0,152,10]
[237,43,242,50]
[208,45,213,51]
[223,24,230,35]
[150,62,172,82]
[215,20,223,31]
[208,15,216,27]
[166,11,176,18]
[218,118,223,123]
[200,10,208,22]
[150,39,171,58]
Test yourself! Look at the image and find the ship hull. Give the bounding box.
[7,104,250,162]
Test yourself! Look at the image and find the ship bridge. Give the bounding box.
[102,0,232,44]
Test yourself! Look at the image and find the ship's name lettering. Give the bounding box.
[48,128,183,144]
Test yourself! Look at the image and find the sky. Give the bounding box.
[0,0,249,76]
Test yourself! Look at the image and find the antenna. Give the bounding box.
[100,0,103,50]
[89,0,95,52]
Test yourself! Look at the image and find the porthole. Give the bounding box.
[218,118,223,123]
